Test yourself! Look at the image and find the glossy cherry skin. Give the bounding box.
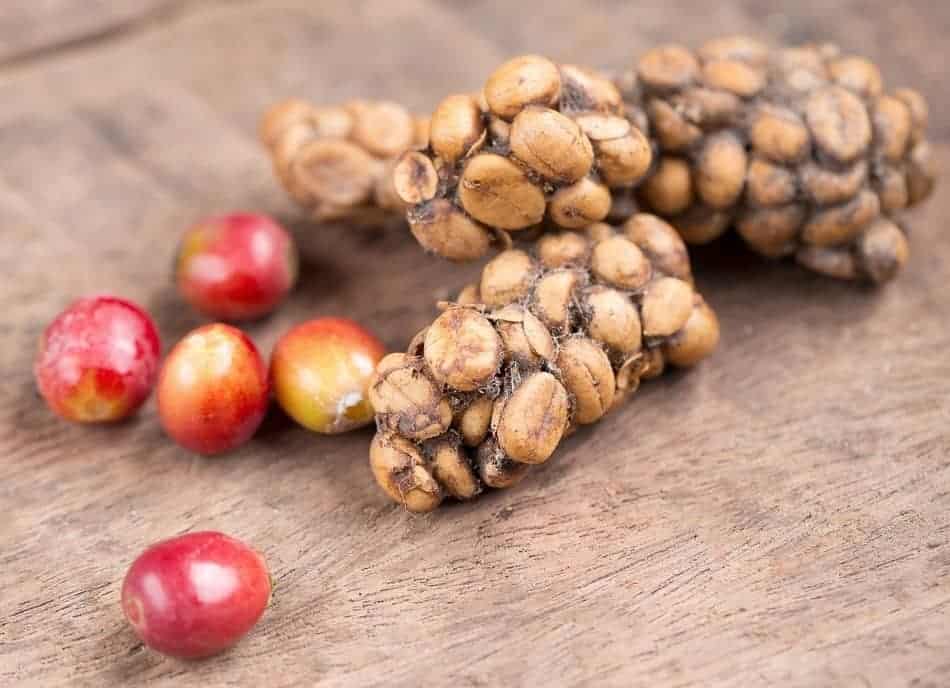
[121,531,271,659]
[34,296,161,422]
[270,317,386,434]
[175,212,298,321]
[157,324,268,455]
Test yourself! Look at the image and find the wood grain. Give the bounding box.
[0,1,948,686]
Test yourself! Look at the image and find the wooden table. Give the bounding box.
[2,2,948,686]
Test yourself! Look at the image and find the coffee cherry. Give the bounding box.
[34,296,161,423]
[175,212,297,321]
[270,317,385,434]
[157,324,268,455]
[121,531,270,659]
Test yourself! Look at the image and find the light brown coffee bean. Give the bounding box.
[623,214,692,282]
[801,189,880,246]
[696,132,748,209]
[805,86,872,163]
[641,277,694,337]
[495,372,569,464]
[424,308,503,391]
[585,286,642,355]
[556,337,615,425]
[591,236,653,290]
[480,249,537,307]
[638,44,700,91]
[427,437,480,500]
[459,153,547,230]
[484,55,562,120]
[640,157,694,216]
[533,270,583,332]
[408,199,493,262]
[663,297,720,367]
[370,432,442,513]
[548,177,612,228]
[510,106,594,183]
[429,94,486,164]
[750,106,811,163]
[491,305,557,367]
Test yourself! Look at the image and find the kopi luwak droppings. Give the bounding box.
[261,39,936,283]
[392,58,654,261]
[614,36,936,283]
[367,215,719,512]
[260,99,428,224]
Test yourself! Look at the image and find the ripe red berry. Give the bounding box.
[34,296,161,423]
[270,317,386,434]
[121,531,271,659]
[175,212,298,321]
[157,323,268,455]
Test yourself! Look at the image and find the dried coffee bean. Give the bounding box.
[510,106,594,183]
[662,297,720,367]
[456,396,494,448]
[369,355,452,440]
[459,153,547,230]
[746,157,798,207]
[640,157,693,216]
[424,308,503,391]
[491,305,556,367]
[427,436,480,500]
[584,286,642,355]
[695,132,747,209]
[591,236,652,290]
[641,277,694,337]
[798,160,867,205]
[429,94,486,164]
[736,205,806,257]
[347,101,415,158]
[805,86,871,163]
[408,199,494,262]
[801,189,880,246]
[648,98,702,152]
[638,44,700,91]
[484,55,562,120]
[533,269,583,332]
[873,95,912,162]
[480,249,536,306]
[476,441,532,488]
[392,151,438,205]
[370,433,442,513]
[548,177,612,228]
[702,60,766,97]
[536,231,591,268]
[556,337,615,425]
[495,372,569,464]
[750,106,810,163]
[856,217,909,284]
[622,213,692,282]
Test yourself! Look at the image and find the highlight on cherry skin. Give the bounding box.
[34,295,161,423]
[270,317,386,434]
[157,323,269,455]
[175,212,298,321]
[121,531,271,659]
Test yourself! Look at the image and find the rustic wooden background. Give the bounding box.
[1,1,948,686]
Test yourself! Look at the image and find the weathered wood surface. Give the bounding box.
[1,1,948,686]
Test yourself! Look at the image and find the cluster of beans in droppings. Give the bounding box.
[260,99,429,224]
[261,40,937,284]
[389,56,654,261]
[366,214,719,512]
[614,36,936,283]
